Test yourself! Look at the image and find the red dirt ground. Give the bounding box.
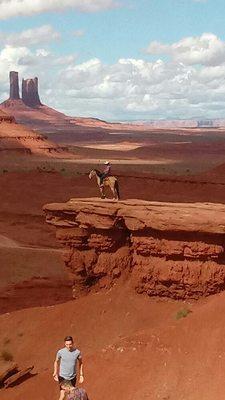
[1,282,225,400]
[1,167,225,312]
[1,103,225,398]
[1,158,225,399]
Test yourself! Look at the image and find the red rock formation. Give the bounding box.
[9,71,20,100]
[22,77,42,107]
[0,73,70,157]
[0,109,15,123]
[43,198,225,299]
[0,120,69,156]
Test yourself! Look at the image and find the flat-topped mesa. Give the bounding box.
[43,198,225,300]
[10,71,20,100]
[22,77,42,107]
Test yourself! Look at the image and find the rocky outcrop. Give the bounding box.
[0,110,15,123]
[0,120,70,157]
[0,73,71,157]
[2,71,42,109]
[9,71,20,100]
[22,77,42,107]
[43,198,225,300]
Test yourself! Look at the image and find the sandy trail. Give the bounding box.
[0,234,60,252]
[52,158,178,165]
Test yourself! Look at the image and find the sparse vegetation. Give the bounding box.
[175,308,192,320]
[0,350,13,362]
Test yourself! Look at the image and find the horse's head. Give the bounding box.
[89,169,96,179]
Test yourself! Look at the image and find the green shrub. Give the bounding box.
[175,308,192,320]
[0,350,13,362]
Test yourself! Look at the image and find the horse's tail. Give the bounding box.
[115,179,120,200]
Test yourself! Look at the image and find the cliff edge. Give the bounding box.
[43,198,225,299]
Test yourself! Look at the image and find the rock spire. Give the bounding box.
[22,77,42,107]
[9,71,20,100]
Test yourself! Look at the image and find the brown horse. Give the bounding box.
[89,169,120,200]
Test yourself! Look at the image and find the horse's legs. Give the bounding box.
[99,185,106,199]
[111,184,118,201]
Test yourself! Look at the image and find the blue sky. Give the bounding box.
[0,0,225,120]
[1,0,224,63]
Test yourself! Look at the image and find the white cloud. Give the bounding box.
[0,0,120,19]
[0,25,60,47]
[146,33,225,66]
[0,46,31,73]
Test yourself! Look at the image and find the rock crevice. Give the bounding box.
[43,198,225,299]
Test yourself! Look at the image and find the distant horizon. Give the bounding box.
[1,1,225,121]
[2,68,224,124]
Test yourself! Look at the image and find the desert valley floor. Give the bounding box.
[2,120,225,399]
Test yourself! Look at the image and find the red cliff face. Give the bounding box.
[22,77,42,107]
[9,71,20,100]
[44,198,225,300]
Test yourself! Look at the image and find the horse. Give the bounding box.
[88,169,120,200]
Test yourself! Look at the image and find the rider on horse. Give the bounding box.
[100,161,111,187]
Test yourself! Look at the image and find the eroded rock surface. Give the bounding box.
[22,77,42,107]
[43,198,225,299]
[10,71,20,100]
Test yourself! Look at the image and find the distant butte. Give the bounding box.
[2,71,43,109]
[10,71,20,100]
[1,70,225,141]
[22,77,42,107]
[0,73,70,157]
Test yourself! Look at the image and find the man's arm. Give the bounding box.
[53,356,60,381]
[78,357,84,384]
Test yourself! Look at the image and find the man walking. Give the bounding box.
[53,336,84,400]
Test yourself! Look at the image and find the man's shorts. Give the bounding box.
[58,375,77,389]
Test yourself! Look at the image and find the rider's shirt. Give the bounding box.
[103,165,111,175]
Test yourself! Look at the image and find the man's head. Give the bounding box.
[64,335,74,351]
[104,161,110,165]
[60,380,74,393]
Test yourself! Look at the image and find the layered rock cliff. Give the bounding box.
[0,109,15,123]
[0,121,69,156]
[43,198,225,299]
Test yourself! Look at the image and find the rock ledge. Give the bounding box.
[43,198,225,299]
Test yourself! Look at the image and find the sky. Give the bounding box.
[1,0,225,120]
